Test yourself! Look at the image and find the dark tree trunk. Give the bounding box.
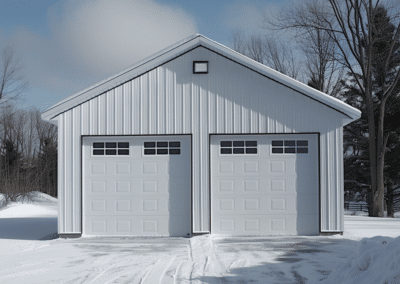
[387,184,394,217]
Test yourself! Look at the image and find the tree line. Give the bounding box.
[0,46,57,206]
[0,103,57,204]
[1,0,400,218]
[233,0,400,217]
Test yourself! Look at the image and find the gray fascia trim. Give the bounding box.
[59,233,82,239]
[198,40,361,121]
[42,34,361,122]
[44,44,203,121]
[42,34,203,121]
[199,45,355,120]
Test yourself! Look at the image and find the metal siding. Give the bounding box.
[141,74,148,134]
[90,99,97,135]
[123,83,131,135]
[107,90,115,135]
[58,46,346,234]
[73,107,81,232]
[133,79,140,134]
[115,87,123,135]
[200,85,209,230]
[339,127,345,231]
[81,102,89,136]
[65,111,73,232]
[58,115,64,233]
[158,68,165,134]
[149,69,157,134]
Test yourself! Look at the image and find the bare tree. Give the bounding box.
[267,0,400,217]
[0,104,58,207]
[0,45,28,106]
[300,27,345,97]
[263,36,302,80]
[231,30,302,80]
[232,28,248,56]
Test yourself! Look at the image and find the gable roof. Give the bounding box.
[41,34,361,123]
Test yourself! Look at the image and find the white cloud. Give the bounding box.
[222,1,291,40]
[3,0,197,107]
[47,0,197,76]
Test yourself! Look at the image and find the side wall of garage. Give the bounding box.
[56,46,346,235]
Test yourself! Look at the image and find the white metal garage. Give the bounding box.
[211,134,319,235]
[82,135,191,237]
[41,34,361,238]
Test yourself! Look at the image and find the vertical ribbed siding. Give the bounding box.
[72,107,81,232]
[337,127,344,231]
[58,114,64,233]
[57,46,347,234]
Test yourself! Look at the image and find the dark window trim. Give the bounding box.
[193,61,209,74]
[143,140,181,155]
[92,141,130,156]
[271,139,309,155]
[220,140,258,155]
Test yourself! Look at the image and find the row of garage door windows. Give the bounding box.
[91,140,309,156]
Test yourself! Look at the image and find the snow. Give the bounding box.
[0,193,399,283]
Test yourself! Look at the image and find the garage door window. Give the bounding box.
[220,140,257,154]
[92,142,129,156]
[144,141,181,155]
[271,140,308,154]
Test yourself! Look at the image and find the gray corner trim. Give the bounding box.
[319,232,343,236]
[59,233,82,239]
[192,232,210,236]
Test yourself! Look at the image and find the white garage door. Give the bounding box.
[211,134,319,236]
[83,135,191,237]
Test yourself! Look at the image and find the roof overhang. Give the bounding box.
[41,34,361,125]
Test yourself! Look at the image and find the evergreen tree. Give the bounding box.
[343,6,400,216]
[37,138,57,197]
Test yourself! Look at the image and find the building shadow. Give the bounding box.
[0,217,57,240]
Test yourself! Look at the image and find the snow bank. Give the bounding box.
[0,203,57,218]
[0,191,57,218]
[323,236,400,284]
[0,192,58,240]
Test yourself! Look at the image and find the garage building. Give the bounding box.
[41,34,361,238]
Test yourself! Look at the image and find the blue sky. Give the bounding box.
[0,0,283,111]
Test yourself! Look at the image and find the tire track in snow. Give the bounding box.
[229,259,247,270]
[141,255,175,284]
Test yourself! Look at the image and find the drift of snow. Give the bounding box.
[0,192,400,284]
[322,236,400,284]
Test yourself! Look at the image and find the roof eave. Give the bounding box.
[42,34,361,125]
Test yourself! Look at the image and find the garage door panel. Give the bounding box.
[84,196,171,216]
[211,134,319,236]
[84,215,170,236]
[214,177,270,194]
[213,178,297,195]
[85,179,172,195]
[297,194,319,215]
[212,195,298,215]
[297,214,319,235]
[83,135,191,236]
[212,215,298,235]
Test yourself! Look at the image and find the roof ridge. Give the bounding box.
[42,34,361,123]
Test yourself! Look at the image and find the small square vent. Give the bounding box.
[193,61,208,74]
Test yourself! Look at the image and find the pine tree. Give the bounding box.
[0,139,23,202]
[37,138,57,197]
[343,6,400,216]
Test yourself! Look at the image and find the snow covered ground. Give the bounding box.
[0,193,399,284]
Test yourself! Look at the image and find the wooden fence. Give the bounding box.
[344,202,400,212]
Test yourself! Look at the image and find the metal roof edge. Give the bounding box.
[42,33,361,123]
[197,35,361,121]
[41,34,202,121]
